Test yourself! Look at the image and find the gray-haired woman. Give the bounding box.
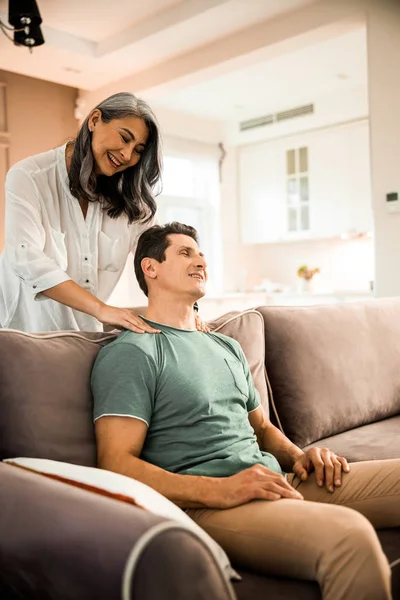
[0,92,203,333]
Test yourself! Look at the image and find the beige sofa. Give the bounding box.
[0,299,399,599]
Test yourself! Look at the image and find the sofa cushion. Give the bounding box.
[0,310,268,467]
[208,310,270,416]
[302,415,400,462]
[257,299,400,447]
[0,330,118,466]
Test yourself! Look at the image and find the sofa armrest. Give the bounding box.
[0,463,234,600]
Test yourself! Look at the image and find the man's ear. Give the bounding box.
[141,257,157,280]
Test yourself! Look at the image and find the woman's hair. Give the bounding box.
[134,222,199,297]
[68,92,162,224]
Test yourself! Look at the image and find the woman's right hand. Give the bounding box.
[95,304,160,334]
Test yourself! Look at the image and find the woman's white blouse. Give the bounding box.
[0,144,152,332]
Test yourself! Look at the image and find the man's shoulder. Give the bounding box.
[97,330,159,363]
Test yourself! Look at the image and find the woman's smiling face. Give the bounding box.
[88,109,149,176]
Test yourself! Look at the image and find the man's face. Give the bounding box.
[151,234,208,299]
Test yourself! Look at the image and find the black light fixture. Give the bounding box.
[13,21,44,47]
[0,0,45,49]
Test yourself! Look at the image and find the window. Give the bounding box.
[162,156,194,198]
[158,153,222,295]
[286,146,310,233]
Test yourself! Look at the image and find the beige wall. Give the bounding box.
[366,0,400,296]
[0,70,78,251]
[0,70,78,166]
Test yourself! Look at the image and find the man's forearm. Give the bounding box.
[260,423,304,472]
[100,452,222,509]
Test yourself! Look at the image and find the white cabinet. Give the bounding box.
[238,120,373,244]
[307,121,373,238]
[307,126,351,238]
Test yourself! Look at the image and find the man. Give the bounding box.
[91,222,399,600]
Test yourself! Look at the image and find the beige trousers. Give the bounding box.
[186,459,400,600]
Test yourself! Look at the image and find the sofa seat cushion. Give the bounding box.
[302,415,400,462]
[257,300,400,447]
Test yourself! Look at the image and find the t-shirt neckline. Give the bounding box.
[140,315,198,333]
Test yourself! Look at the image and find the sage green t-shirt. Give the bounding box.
[91,319,282,478]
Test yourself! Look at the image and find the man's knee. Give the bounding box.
[316,505,391,598]
[320,505,388,569]
[324,505,377,545]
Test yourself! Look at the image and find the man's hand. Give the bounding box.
[210,464,304,509]
[292,447,350,492]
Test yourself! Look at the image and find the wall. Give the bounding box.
[0,70,78,166]
[0,70,78,252]
[220,145,247,293]
[366,0,400,296]
[241,235,374,293]
[152,105,225,146]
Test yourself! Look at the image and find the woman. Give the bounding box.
[0,92,204,333]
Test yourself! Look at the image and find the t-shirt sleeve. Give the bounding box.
[236,344,261,413]
[91,342,157,426]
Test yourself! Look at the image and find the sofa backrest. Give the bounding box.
[0,310,269,465]
[0,330,118,466]
[258,298,400,448]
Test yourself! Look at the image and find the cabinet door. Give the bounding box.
[239,143,285,244]
[304,120,372,238]
[307,127,350,238]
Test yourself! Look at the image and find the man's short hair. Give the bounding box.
[134,222,199,296]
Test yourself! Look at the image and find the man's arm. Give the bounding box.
[248,406,350,489]
[95,415,303,508]
[95,416,222,508]
[249,406,304,473]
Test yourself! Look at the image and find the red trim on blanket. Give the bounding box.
[7,463,146,509]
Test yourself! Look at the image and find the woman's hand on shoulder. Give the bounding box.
[195,313,210,333]
[96,304,160,334]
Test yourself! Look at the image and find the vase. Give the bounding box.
[299,278,313,293]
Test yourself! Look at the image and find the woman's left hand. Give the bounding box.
[195,313,211,333]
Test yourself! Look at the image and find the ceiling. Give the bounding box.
[150,26,368,122]
[0,0,318,90]
[33,0,183,42]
